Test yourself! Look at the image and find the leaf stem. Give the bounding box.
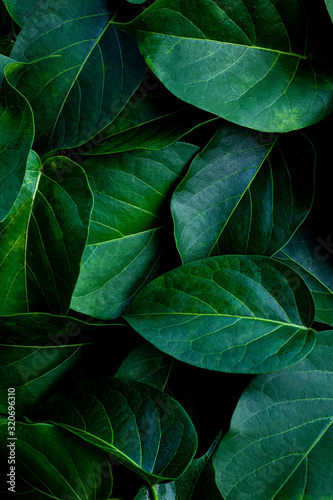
[150,485,159,500]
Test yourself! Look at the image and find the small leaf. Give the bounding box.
[36,377,198,485]
[0,154,93,315]
[274,223,333,327]
[115,342,174,391]
[125,255,316,373]
[0,421,113,499]
[213,330,333,500]
[10,0,146,154]
[0,60,34,222]
[171,123,315,263]
[71,143,199,319]
[121,0,333,132]
[0,312,109,415]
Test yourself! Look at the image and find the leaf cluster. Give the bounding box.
[0,0,333,498]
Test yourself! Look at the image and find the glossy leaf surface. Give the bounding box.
[123,0,333,132]
[0,313,105,415]
[0,421,113,499]
[0,61,34,222]
[10,0,146,154]
[0,154,93,315]
[36,377,198,484]
[71,143,199,319]
[171,124,315,263]
[274,223,333,327]
[214,330,333,500]
[125,255,315,373]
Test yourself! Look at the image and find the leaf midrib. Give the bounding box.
[125,28,308,60]
[126,311,307,329]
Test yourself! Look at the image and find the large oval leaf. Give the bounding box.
[0,421,113,499]
[124,255,315,373]
[122,0,333,132]
[10,0,146,154]
[36,377,198,485]
[0,60,34,222]
[171,123,315,263]
[274,222,333,327]
[0,154,93,315]
[214,330,333,499]
[71,143,199,319]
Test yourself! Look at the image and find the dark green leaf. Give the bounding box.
[122,0,333,132]
[0,312,110,415]
[125,255,315,373]
[0,60,34,222]
[115,342,174,391]
[71,143,199,319]
[36,377,198,485]
[171,124,315,263]
[80,86,217,155]
[134,434,224,499]
[2,0,41,26]
[0,421,113,499]
[214,330,333,500]
[274,223,333,327]
[10,0,146,154]
[0,154,93,315]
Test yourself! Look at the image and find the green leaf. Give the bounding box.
[36,377,198,485]
[121,0,333,132]
[0,421,113,499]
[0,154,93,315]
[0,61,34,222]
[274,223,333,327]
[0,312,109,415]
[325,0,333,22]
[213,329,333,500]
[70,143,199,319]
[2,0,42,26]
[125,255,316,374]
[80,86,217,155]
[134,434,224,499]
[115,342,174,391]
[10,0,146,154]
[171,124,315,264]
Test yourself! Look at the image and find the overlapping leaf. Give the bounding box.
[125,255,316,373]
[0,58,34,221]
[121,0,333,132]
[9,0,146,154]
[36,377,198,484]
[274,223,333,327]
[71,143,199,319]
[0,421,113,499]
[0,153,93,315]
[171,123,315,264]
[214,330,333,500]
